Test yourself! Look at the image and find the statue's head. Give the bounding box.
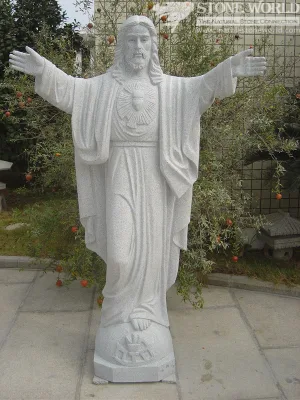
[111,15,163,84]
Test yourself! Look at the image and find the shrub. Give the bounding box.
[3,0,299,306]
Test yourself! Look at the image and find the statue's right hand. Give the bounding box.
[9,46,45,76]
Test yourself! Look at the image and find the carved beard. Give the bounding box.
[124,51,150,71]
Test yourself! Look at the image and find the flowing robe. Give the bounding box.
[35,59,237,328]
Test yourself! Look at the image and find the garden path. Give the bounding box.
[0,266,299,400]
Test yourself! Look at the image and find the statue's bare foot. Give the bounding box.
[131,318,152,331]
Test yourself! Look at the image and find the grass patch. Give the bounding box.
[0,189,77,257]
[211,250,300,286]
[0,210,31,256]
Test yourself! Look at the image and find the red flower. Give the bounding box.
[55,265,63,273]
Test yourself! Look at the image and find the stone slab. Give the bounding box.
[0,283,30,347]
[237,398,280,400]
[233,289,300,347]
[167,284,235,310]
[169,307,280,400]
[21,271,94,312]
[0,269,37,283]
[5,222,29,230]
[264,348,300,400]
[207,273,300,298]
[0,255,51,269]
[94,352,175,383]
[80,350,180,400]
[0,311,90,400]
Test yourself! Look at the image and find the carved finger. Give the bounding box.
[251,57,266,62]
[9,54,24,62]
[10,64,25,73]
[256,62,267,67]
[137,320,143,330]
[248,70,266,76]
[12,50,28,57]
[250,60,267,65]
[9,58,25,68]
[131,319,139,330]
[25,46,41,61]
[240,48,254,58]
[251,62,267,69]
[9,60,24,69]
[25,46,37,55]
[248,67,267,74]
[252,66,267,71]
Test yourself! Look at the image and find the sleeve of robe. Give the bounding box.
[34,59,110,262]
[199,56,238,115]
[34,59,75,114]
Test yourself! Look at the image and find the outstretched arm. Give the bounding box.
[199,48,267,114]
[9,47,75,114]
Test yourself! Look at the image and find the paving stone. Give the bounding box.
[169,307,280,400]
[233,289,300,347]
[167,284,235,310]
[237,398,280,400]
[80,350,179,399]
[0,283,30,347]
[0,311,90,400]
[21,271,94,312]
[0,269,37,283]
[264,348,300,400]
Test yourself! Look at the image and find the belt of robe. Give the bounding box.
[110,141,158,147]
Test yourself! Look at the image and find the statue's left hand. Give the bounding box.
[231,49,267,78]
[9,46,45,76]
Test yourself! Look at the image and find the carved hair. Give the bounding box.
[110,15,163,85]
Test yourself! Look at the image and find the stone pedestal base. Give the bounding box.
[94,352,175,383]
[94,321,176,383]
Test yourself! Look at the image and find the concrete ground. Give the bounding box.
[0,267,299,400]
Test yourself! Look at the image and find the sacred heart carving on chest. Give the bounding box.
[132,89,144,111]
[117,81,156,129]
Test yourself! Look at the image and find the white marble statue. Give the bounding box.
[9,15,267,383]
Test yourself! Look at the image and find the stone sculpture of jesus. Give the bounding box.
[10,15,266,383]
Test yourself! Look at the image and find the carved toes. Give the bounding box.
[131,319,140,330]
[131,318,152,331]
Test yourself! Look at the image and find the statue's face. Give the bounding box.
[124,25,151,71]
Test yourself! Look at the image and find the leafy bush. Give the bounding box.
[2,0,299,306]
